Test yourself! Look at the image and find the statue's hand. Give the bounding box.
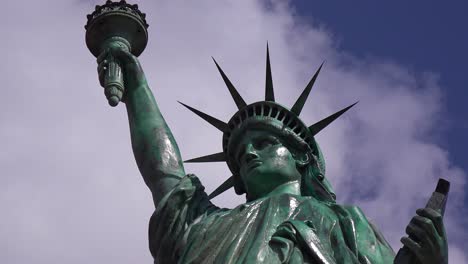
[401,208,448,264]
[97,46,148,100]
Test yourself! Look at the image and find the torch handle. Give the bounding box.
[101,37,131,107]
[103,53,124,107]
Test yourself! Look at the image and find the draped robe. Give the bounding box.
[149,175,395,264]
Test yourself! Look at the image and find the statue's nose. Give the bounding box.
[243,144,259,164]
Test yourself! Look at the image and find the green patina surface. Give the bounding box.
[149,174,395,263]
[87,2,448,263]
[94,46,447,264]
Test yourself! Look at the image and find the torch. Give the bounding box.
[85,0,149,106]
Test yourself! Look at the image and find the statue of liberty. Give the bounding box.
[94,42,449,263]
[86,2,449,262]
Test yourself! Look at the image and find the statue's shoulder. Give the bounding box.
[340,204,395,256]
[149,173,221,252]
[155,174,208,210]
[339,204,381,232]
[151,173,225,224]
[340,205,367,219]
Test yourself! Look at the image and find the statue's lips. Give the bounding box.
[247,160,262,171]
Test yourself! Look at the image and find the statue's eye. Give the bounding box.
[255,137,277,150]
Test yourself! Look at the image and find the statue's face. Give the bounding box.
[235,129,302,199]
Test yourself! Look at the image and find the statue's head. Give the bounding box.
[181,45,355,202]
[227,111,337,202]
[233,125,305,200]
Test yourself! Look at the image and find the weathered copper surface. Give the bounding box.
[86,0,148,106]
[87,2,449,263]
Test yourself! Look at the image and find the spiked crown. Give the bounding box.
[180,45,356,199]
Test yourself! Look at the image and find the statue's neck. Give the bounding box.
[248,180,301,201]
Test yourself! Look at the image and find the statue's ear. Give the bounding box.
[294,151,310,168]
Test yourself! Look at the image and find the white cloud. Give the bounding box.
[0,0,466,263]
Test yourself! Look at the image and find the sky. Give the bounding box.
[1,0,467,263]
[292,0,468,177]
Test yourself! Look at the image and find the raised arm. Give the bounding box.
[98,47,185,206]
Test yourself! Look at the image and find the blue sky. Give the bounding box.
[1,1,466,263]
[293,0,468,176]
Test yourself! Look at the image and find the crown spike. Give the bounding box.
[309,102,358,136]
[178,101,229,132]
[208,175,235,199]
[291,62,324,116]
[212,58,247,109]
[184,152,226,163]
[265,43,275,102]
